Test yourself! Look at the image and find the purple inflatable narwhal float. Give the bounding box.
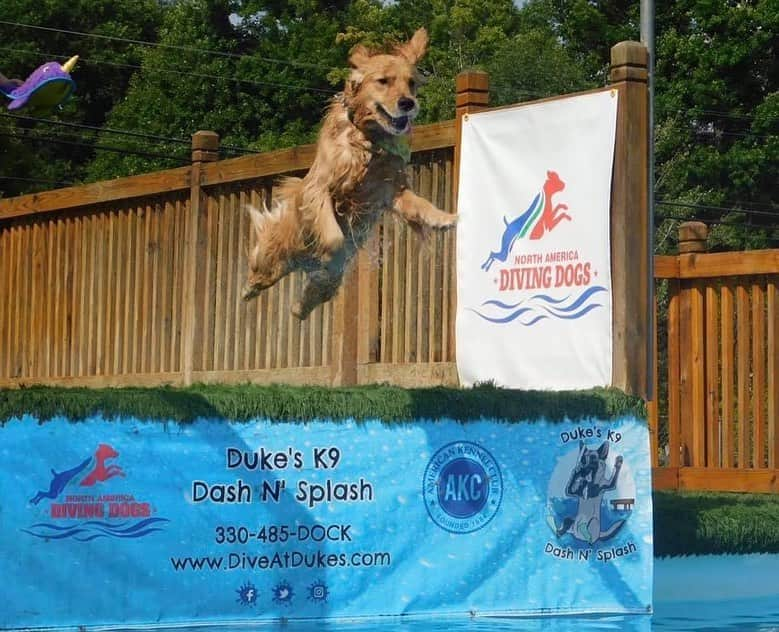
[1,55,78,116]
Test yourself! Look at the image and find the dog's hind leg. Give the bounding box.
[291,269,344,320]
[393,188,457,230]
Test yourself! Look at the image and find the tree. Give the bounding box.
[86,0,244,179]
[0,0,163,196]
[653,0,778,251]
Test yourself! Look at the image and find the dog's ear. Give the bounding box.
[597,441,610,460]
[247,204,265,240]
[396,27,428,64]
[345,69,364,99]
[347,44,371,95]
[349,44,371,69]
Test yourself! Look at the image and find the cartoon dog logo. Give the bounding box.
[547,440,626,544]
[481,170,570,272]
[29,443,126,504]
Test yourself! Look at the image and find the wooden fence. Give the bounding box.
[650,223,779,493]
[0,41,650,395]
[0,128,460,389]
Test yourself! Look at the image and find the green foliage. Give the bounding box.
[86,0,247,179]
[0,383,645,425]
[653,0,778,251]
[654,491,779,557]
[0,0,163,196]
[487,29,595,106]
[1,0,775,252]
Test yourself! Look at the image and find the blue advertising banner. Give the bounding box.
[0,415,652,628]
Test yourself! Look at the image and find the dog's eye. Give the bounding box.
[377,77,389,86]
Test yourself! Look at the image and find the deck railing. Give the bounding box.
[650,222,779,492]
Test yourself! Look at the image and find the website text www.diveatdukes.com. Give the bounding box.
[170,550,392,571]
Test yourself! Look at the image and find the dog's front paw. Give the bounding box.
[291,301,309,321]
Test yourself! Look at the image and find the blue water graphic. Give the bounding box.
[22,517,169,541]
[471,286,607,325]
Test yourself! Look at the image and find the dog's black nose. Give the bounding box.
[398,97,415,112]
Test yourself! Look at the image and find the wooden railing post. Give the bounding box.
[454,71,489,209]
[609,42,650,399]
[331,268,359,387]
[450,71,489,361]
[181,130,219,385]
[677,221,709,467]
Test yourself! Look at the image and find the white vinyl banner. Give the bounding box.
[456,90,619,390]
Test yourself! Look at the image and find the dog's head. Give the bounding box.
[344,27,428,137]
[568,441,609,496]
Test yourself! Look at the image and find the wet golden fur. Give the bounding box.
[242,27,456,319]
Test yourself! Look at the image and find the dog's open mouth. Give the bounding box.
[377,104,410,133]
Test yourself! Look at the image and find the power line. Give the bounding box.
[665,118,776,141]
[691,127,776,141]
[0,112,255,156]
[0,130,189,164]
[0,46,338,95]
[4,123,190,159]
[0,175,75,186]
[690,109,779,123]
[656,199,778,218]
[0,18,337,71]
[717,198,778,210]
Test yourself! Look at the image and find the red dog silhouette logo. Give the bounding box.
[482,170,570,272]
[528,171,570,239]
[80,443,126,487]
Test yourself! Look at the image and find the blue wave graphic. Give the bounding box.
[471,286,607,325]
[529,293,570,304]
[535,286,607,313]
[23,517,169,542]
[481,299,525,309]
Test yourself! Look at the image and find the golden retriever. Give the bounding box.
[241,27,456,319]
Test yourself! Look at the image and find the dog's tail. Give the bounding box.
[599,518,626,542]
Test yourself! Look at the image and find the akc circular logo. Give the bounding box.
[423,441,503,534]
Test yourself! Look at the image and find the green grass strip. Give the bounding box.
[653,491,779,557]
[0,383,645,425]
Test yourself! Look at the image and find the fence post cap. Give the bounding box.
[677,221,709,253]
[609,41,648,83]
[191,130,219,163]
[610,41,648,68]
[191,130,219,150]
[456,71,489,93]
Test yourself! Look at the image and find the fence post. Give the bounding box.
[181,130,219,385]
[454,71,489,209]
[331,271,360,387]
[609,42,650,399]
[450,71,490,360]
[676,221,709,467]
